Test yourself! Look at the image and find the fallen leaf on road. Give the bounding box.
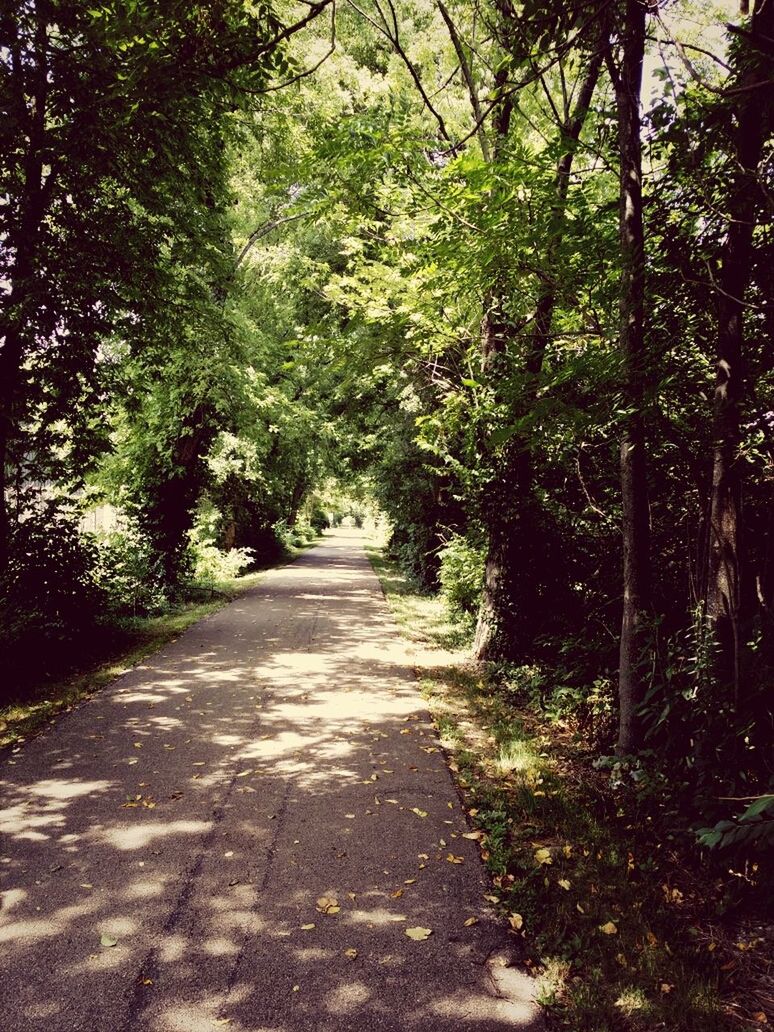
[391,889,404,898]
[410,808,428,818]
[463,831,484,841]
[100,934,118,948]
[316,897,340,914]
[404,878,416,884]
[446,854,464,864]
[558,879,571,891]
[599,922,618,935]
[464,917,478,927]
[534,848,553,866]
[405,927,432,941]
[301,923,316,930]
[508,913,524,931]
[344,948,358,958]
[484,894,499,903]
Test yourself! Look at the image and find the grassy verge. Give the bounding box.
[367,544,769,1032]
[0,541,314,752]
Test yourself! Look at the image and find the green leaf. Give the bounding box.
[740,795,774,822]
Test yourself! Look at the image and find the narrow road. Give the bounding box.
[1,531,541,1032]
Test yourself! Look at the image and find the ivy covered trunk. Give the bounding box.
[473,34,605,662]
[474,445,545,661]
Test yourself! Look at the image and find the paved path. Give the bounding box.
[0,531,541,1032]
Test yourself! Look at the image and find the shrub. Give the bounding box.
[190,540,254,590]
[438,533,486,624]
[309,507,330,533]
[0,502,103,696]
[275,518,319,550]
[94,522,169,616]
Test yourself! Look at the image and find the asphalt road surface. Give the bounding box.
[0,530,542,1032]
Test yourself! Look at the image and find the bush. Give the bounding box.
[190,540,254,591]
[275,519,319,550]
[94,523,169,616]
[309,507,330,533]
[0,502,103,696]
[438,533,486,624]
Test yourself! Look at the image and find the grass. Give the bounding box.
[365,545,472,650]
[367,543,770,1032]
[0,541,313,752]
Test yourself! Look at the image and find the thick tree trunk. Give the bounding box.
[611,0,651,754]
[142,405,216,588]
[705,0,774,702]
[474,46,605,661]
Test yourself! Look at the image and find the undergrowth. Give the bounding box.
[368,543,772,1032]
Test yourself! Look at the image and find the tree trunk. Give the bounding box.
[610,0,651,754]
[705,0,774,702]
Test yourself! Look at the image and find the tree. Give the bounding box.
[703,0,774,702]
[606,0,653,753]
[0,0,332,574]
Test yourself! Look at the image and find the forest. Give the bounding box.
[1,0,772,1028]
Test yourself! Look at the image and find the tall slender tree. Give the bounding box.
[607,0,653,753]
[704,0,774,702]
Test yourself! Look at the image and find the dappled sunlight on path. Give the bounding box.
[0,530,541,1032]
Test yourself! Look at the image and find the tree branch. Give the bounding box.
[235,210,315,269]
[345,0,455,147]
[437,1,491,161]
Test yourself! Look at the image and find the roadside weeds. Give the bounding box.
[367,544,770,1032]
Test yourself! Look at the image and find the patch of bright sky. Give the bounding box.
[644,0,741,104]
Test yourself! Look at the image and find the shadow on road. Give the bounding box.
[0,531,541,1032]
